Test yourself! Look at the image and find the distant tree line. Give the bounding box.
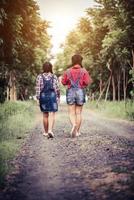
[55,0,134,101]
[0,0,51,102]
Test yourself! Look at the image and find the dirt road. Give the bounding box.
[0,105,134,200]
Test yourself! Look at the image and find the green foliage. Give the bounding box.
[0,0,51,101]
[0,101,36,186]
[55,0,134,101]
[87,100,134,121]
[59,84,66,95]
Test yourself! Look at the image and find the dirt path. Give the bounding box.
[0,105,134,200]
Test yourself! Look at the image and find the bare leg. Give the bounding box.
[68,105,77,137]
[76,105,83,134]
[48,112,55,133]
[68,105,76,127]
[43,112,49,133]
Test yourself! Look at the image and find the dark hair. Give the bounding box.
[42,62,53,73]
[71,54,83,67]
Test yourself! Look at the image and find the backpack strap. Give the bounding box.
[67,69,83,88]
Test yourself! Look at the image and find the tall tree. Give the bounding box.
[0,0,51,102]
[55,0,134,101]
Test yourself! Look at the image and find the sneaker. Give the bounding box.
[48,131,54,139]
[70,125,77,138]
[43,132,48,137]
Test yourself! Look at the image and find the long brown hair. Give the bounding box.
[42,62,53,73]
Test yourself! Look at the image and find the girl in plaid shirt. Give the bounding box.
[36,62,60,138]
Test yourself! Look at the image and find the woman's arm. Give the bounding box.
[61,71,68,85]
[83,69,92,87]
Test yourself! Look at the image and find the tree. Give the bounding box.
[0,0,51,102]
[55,0,134,101]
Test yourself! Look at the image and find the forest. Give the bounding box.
[0,0,51,102]
[55,0,134,101]
[0,0,134,102]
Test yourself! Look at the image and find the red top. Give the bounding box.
[61,64,92,89]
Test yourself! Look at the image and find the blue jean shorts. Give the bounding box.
[66,88,86,105]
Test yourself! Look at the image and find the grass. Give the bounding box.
[0,101,37,187]
[86,100,134,121]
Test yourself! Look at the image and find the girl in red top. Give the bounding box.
[62,54,92,138]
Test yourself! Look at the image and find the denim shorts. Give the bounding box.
[66,88,86,105]
[39,91,58,112]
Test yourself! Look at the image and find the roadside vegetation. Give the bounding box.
[87,100,134,121]
[0,101,37,187]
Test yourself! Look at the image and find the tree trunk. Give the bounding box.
[99,73,103,95]
[7,86,10,101]
[97,78,109,105]
[132,49,134,69]
[8,71,17,101]
[117,69,121,101]
[112,74,116,101]
[132,49,134,90]
[123,68,126,101]
[105,74,111,101]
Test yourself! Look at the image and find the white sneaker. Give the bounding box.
[43,132,48,137]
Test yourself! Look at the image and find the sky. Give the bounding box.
[36,0,96,55]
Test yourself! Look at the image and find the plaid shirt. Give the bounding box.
[36,73,60,100]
